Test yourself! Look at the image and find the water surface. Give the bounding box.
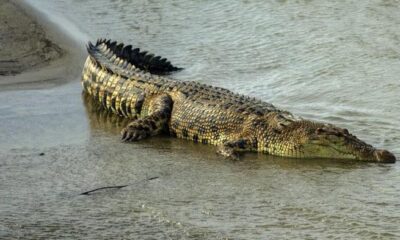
[1,0,399,239]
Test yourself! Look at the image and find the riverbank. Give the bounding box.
[0,0,84,90]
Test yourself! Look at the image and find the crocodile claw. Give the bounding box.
[217,145,240,161]
[120,125,150,142]
[121,130,128,141]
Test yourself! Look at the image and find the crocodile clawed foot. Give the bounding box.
[217,145,240,161]
[121,124,150,142]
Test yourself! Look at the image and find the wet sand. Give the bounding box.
[0,0,63,76]
[0,0,83,90]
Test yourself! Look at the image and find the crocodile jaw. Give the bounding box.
[263,120,396,163]
[297,143,396,163]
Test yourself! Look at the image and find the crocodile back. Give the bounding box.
[81,39,294,147]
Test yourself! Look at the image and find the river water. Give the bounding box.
[1,0,399,239]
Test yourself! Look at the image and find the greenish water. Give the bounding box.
[1,0,399,239]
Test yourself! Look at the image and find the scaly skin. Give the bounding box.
[81,39,396,163]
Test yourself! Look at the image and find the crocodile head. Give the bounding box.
[264,118,396,163]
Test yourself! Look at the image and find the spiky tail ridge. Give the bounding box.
[81,39,182,117]
[86,38,182,77]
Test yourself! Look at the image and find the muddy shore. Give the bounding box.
[0,0,63,76]
[0,0,83,90]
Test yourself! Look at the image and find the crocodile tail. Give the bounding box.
[87,38,183,75]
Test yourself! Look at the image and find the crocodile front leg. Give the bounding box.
[217,139,252,160]
[121,94,172,142]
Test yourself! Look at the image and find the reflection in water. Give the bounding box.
[82,92,130,135]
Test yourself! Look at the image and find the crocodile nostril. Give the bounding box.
[373,149,396,163]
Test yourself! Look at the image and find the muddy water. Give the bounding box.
[1,0,400,239]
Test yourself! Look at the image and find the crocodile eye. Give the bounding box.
[316,128,325,134]
[342,128,349,135]
[334,131,343,137]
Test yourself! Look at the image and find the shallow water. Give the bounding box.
[1,0,400,239]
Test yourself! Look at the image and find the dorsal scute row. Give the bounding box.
[93,39,182,75]
[173,80,280,116]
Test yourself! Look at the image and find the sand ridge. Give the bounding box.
[0,0,64,76]
[0,0,86,91]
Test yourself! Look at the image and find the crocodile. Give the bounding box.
[81,39,396,163]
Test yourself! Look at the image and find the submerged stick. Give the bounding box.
[80,176,159,195]
[80,185,128,195]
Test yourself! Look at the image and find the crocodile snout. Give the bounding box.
[373,149,396,163]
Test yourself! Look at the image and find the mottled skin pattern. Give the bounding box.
[81,39,396,163]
